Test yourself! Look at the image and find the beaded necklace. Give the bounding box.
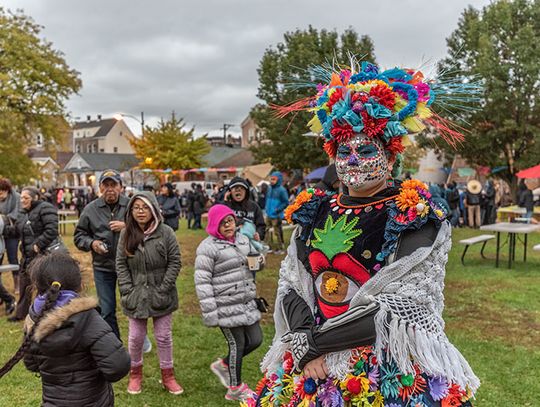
[329,193,398,215]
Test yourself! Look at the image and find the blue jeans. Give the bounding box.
[0,238,18,304]
[450,208,460,227]
[1,238,19,266]
[93,270,120,339]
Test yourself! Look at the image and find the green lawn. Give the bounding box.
[0,220,538,406]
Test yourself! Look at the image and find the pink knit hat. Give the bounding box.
[206,204,236,241]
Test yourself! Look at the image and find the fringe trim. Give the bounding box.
[373,304,480,393]
[325,349,356,380]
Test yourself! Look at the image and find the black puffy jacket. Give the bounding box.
[4,200,58,265]
[23,297,130,406]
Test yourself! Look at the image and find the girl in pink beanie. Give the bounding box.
[194,204,262,401]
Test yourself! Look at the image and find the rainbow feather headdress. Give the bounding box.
[273,60,481,161]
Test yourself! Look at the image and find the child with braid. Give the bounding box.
[0,253,130,406]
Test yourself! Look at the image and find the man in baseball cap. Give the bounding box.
[74,168,128,339]
[98,169,123,185]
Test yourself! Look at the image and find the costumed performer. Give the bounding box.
[243,60,480,407]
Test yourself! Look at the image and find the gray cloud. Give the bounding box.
[3,0,491,136]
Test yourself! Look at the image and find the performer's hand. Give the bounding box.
[303,355,328,380]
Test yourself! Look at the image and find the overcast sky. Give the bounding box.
[4,0,492,138]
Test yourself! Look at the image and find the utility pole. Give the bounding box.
[220,123,234,145]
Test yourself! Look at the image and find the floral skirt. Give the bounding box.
[242,347,473,407]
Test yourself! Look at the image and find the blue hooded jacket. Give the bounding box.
[265,172,289,219]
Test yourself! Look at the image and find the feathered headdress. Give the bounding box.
[273,59,481,163]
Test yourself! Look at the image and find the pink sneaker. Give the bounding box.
[225,383,254,401]
[210,358,230,387]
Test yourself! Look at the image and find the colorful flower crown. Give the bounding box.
[273,60,481,162]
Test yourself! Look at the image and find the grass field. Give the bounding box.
[0,219,538,406]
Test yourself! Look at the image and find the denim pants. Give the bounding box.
[93,270,120,339]
[193,213,202,229]
[0,238,18,303]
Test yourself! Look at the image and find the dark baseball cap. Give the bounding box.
[228,176,249,191]
[99,169,123,185]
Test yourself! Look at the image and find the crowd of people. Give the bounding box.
[0,156,538,405]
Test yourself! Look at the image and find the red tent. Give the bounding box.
[516,164,540,179]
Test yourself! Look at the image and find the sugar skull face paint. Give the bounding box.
[335,133,390,191]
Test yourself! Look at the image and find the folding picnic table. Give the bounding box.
[479,222,540,268]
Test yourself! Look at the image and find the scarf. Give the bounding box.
[262,222,480,394]
[32,290,79,315]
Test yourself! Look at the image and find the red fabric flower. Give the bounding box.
[330,122,355,143]
[282,352,294,372]
[346,377,362,395]
[361,111,388,137]
[385,137,405,156]
[369,85,396,109]
[327,87,345,110]
[255,377,268,396]
[441,384,467,407]
[351,91,369,104]
[323,140,338,158]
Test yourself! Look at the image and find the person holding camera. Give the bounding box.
[74,170,128,339]
[221,176,266,241]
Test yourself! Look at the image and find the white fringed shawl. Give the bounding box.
[261,221,479,393]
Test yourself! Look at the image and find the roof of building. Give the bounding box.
[27,150,74,168]
[64,153,138,172]
[55,152,75,168]
[73,118,117,139]
[202,147,245,167]
[214,148,254,168]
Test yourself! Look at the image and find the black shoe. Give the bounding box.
[7,316,23,322]
[5,300,16,315]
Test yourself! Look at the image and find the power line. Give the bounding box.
[220,123,235,143]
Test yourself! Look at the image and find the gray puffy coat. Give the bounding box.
[116,192,181,319]
[194,233,261,328]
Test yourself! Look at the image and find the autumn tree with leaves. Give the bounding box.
[251,26,377,172]
[0,8,81,184]
[418,0,540,194]
[130,114,210,170]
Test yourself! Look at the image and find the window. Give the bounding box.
[86,143,91,153]
[36,134,43,147]
[100,148,105,152]
[113,147,118,153]
[92,143,97,153]
[119,131,123,137]
[76,144,81,153]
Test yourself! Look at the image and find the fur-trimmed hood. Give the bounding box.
[25,297,98,343]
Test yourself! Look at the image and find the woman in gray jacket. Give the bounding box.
[194,204,262,402]
[116,191,183,396]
